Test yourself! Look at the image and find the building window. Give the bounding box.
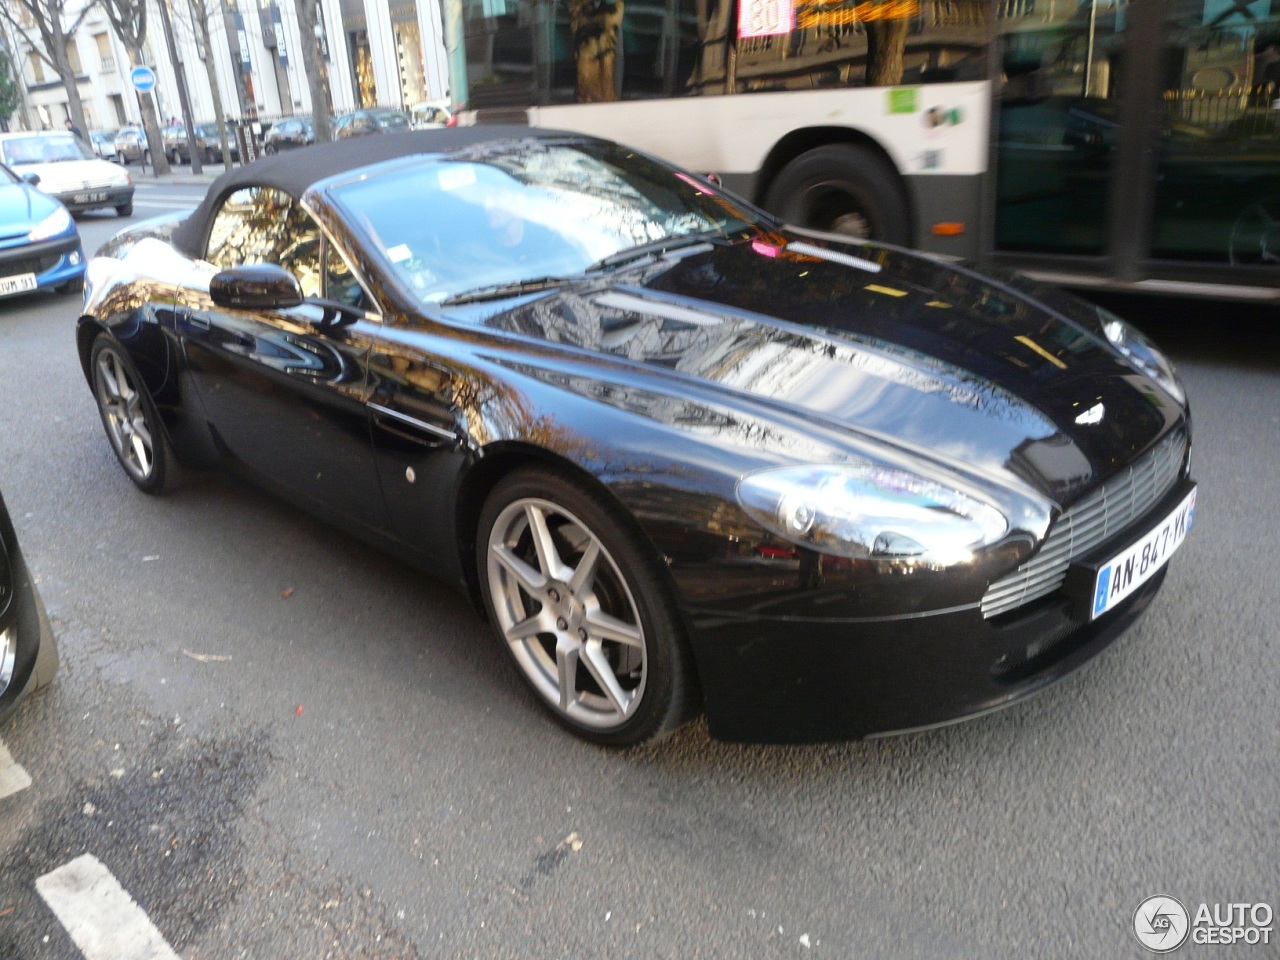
[95,33,115,72]
[65,39,82,75]
[28,52,46,84]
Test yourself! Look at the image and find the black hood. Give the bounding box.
[476,234,1183,506]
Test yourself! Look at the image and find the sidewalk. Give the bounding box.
[129,165,234,187]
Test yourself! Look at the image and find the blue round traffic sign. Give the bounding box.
[130,65,157,93]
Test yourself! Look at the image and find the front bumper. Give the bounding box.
[683,479,1193,743]
[0,235,86,294]
[53,183,133,213]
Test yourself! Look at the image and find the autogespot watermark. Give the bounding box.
[1133,896,1274,952]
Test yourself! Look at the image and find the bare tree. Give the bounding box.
[293,0,332,142]
[0,0,97,134]
[175,0,233,169]
[99,0,171,173]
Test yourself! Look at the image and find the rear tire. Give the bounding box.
[477,467,698,745]
[763,143,911,245]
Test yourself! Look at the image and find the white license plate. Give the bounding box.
[73,192,105,204]
[0,272,37,297]
[1090,486,1196,620]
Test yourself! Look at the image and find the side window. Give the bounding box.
[325,240,368,310]
[204,185,323,298]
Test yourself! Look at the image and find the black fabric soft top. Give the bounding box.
[170,125,573,258]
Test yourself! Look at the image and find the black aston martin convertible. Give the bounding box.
[78,128,1196,744]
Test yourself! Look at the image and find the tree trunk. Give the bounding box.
[567,0,624,102]
[46,22,89,134]
[193,6,233,170]
[865,18,909,87]
[126,44,171,173]
[295,0,331,142]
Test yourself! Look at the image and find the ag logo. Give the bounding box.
[1134,895,1190,953]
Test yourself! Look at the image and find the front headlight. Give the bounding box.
[737,464,1009,566]
[28,205,73,242]
[1099,310,1185,405]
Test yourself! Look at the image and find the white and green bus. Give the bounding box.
[442,0,1280,300]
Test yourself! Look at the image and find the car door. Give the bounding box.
[177,184,388,531]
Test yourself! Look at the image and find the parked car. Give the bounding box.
[78,129,1196,745]
[0,162,86,298]
[89,131,119,161]
[0,132,133,217]
[332,108,411,140]
[0,484,59,724]
[163,122,240,165]
[262,117,314,154]
[161,124,187,164]
[409,101,452,129]
[113,126,150,165]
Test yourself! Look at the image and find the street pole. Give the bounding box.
[156,0,203,173]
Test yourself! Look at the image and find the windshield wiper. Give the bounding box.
[439,275,575,306]
[586,232,720,273]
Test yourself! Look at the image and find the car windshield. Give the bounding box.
[1,134,96,165]
[328,139,761,306]
[0,164,18,185]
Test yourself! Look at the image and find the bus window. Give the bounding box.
[461,0,703,106]
[1149,0,1280,265]
[994,0,1126,256]
[732,0,987,93]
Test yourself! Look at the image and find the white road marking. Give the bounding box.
[0,739,32,799]
[35,854,180,960]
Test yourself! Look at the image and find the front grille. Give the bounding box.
[0,250,63,278]
[70,176,124,191]
[982,428,1187,618]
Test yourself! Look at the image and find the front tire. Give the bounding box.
[764,143,911,245]
[477,467,697,745]
[89,337,176,495]
[115,202,132,217]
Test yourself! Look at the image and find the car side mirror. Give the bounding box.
[21,172,40,186]
[210,264,303,311]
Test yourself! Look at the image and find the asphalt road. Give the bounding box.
[0,185,1276,959]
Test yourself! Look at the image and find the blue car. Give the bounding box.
[0,162,86,299]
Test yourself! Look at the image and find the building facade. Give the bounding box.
[1,0,449,134]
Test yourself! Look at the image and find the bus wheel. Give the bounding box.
[764,144,910,246]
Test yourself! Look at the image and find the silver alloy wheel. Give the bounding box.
[486,497,647,730]
[93,348,155,481]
